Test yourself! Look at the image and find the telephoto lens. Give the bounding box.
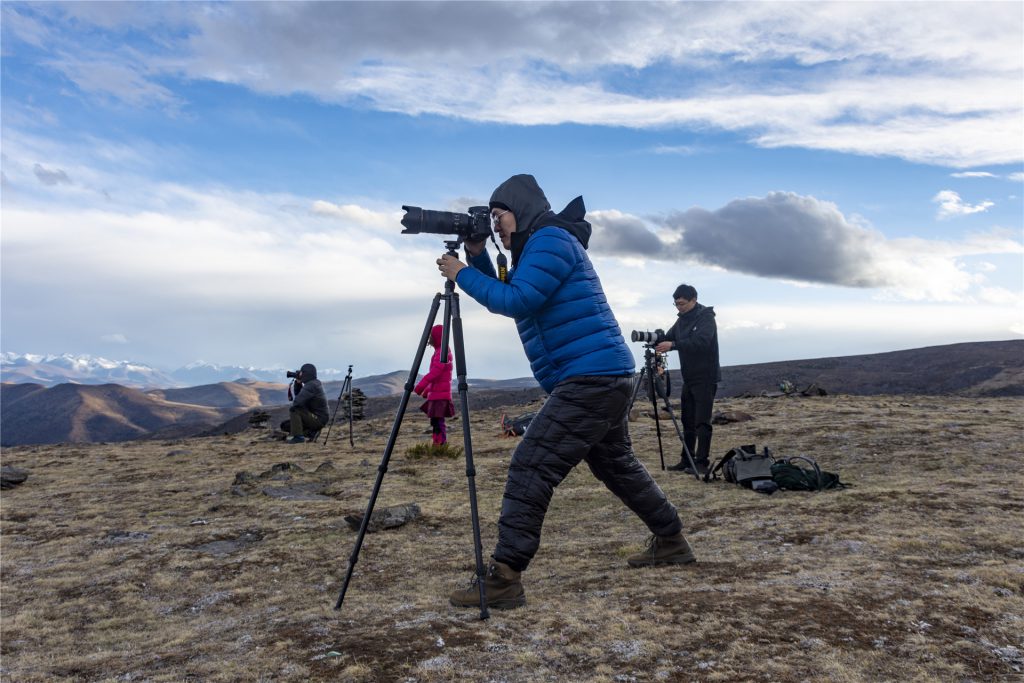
[631,330,655,343]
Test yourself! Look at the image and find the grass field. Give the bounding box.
[2,394,1022,682]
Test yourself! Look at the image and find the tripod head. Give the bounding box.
[444,239,462,257]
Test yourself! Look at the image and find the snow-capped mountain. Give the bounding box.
[1,352,179,388]
[169,361,292,386]
[1,353,353,389]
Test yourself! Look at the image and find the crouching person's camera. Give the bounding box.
[286,370,300,379]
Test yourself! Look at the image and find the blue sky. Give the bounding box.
[2,1,1022,380]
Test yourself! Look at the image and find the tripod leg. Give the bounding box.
[448,286,490,620]
[658,389,701,481]
[347,373,354,447]
[627,366,646,414]
[647,369,666,471]
[334,294,443,611]
[322,376,344,446]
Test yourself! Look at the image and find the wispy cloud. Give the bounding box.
[933,190,995,219]
[32,163,71,186]
[3,2,1020,168]
[951,171,997,178]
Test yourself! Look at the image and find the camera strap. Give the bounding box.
[490,235,508,283]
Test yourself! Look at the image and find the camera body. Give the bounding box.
[401,205,492,242]
[286,370,300,379]
[630,329,665,345]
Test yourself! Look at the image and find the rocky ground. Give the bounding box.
[1,393,1022,682]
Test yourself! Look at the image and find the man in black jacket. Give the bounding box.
[655,284,720,474]
[287,363,329,444]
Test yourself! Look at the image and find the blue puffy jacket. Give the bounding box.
[457,226,634,393]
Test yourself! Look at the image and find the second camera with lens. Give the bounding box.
[631,329,665,345]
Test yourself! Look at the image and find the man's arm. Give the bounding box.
[463,239,497,280]
[456,230,575,318]
[291,382,314,409]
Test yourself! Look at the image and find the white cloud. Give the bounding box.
[933,190,995,219]
[3,2,1020,168]
[951,171,997,178]
[1009,172,1024,182]
[101,333,129,344]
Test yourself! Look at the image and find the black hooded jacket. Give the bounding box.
[489,174,591,266]
[291,363,329,423]
[665,303,721,383]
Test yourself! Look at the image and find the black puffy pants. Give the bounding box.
[680,380,717,464]
[493,376,683,572]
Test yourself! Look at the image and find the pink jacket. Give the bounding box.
[415,325,453,401]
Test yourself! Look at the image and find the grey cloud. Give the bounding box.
[663,193,884,287]
[33,163,72,186]
[589,212,665,258]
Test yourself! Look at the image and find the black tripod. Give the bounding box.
[629,346,700,481]
[334,240,490,620]
[323,365,354,448]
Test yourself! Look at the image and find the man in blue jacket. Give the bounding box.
[437,174,696,610]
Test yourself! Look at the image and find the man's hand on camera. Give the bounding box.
[655,341,673,353]
[437,253,466,281]
[464,238,487,258]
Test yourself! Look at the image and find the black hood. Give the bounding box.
[299,363,318,380]
[490,174,592,266]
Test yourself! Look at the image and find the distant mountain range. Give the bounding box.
[2,340,1020,446]
[0,353,358,388]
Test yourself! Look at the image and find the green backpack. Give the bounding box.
[770,456,845,491]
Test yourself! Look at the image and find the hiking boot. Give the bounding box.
[666,460,689,471]
[682,460,710,476]
[449,557,526,610]
[287,435,306,444]
[627,531,697,567]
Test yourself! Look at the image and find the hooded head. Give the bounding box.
[299,363,318,380]
[429,325,445,348]
[489,174,552,237]
[490,174,592,266]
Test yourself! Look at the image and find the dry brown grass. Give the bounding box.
[2,394,1023,682]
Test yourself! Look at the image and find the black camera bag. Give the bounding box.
[707,445,776,489]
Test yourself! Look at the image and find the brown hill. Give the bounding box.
[714,339,1024,397]
[3,340,1020,446]
[0,383,240,446]
[147,380,288,409]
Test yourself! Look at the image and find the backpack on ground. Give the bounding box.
[706,446,846,493]
[500,412,537,437]
[706,444,777,492]
[770,456,845,491]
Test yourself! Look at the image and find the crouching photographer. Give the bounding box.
[285,363,329,444]
[655,284,720,474]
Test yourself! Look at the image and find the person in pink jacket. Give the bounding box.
[414,325,455,446]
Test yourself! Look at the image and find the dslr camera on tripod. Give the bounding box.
[631,329,665,346]
[401,205,492,242]
[630,329,670,392]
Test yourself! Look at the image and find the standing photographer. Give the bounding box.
[437,174,695,611]
[287,363,329,444]
[655,284,720,474]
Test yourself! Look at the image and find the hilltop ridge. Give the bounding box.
[2,340,1020,446]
